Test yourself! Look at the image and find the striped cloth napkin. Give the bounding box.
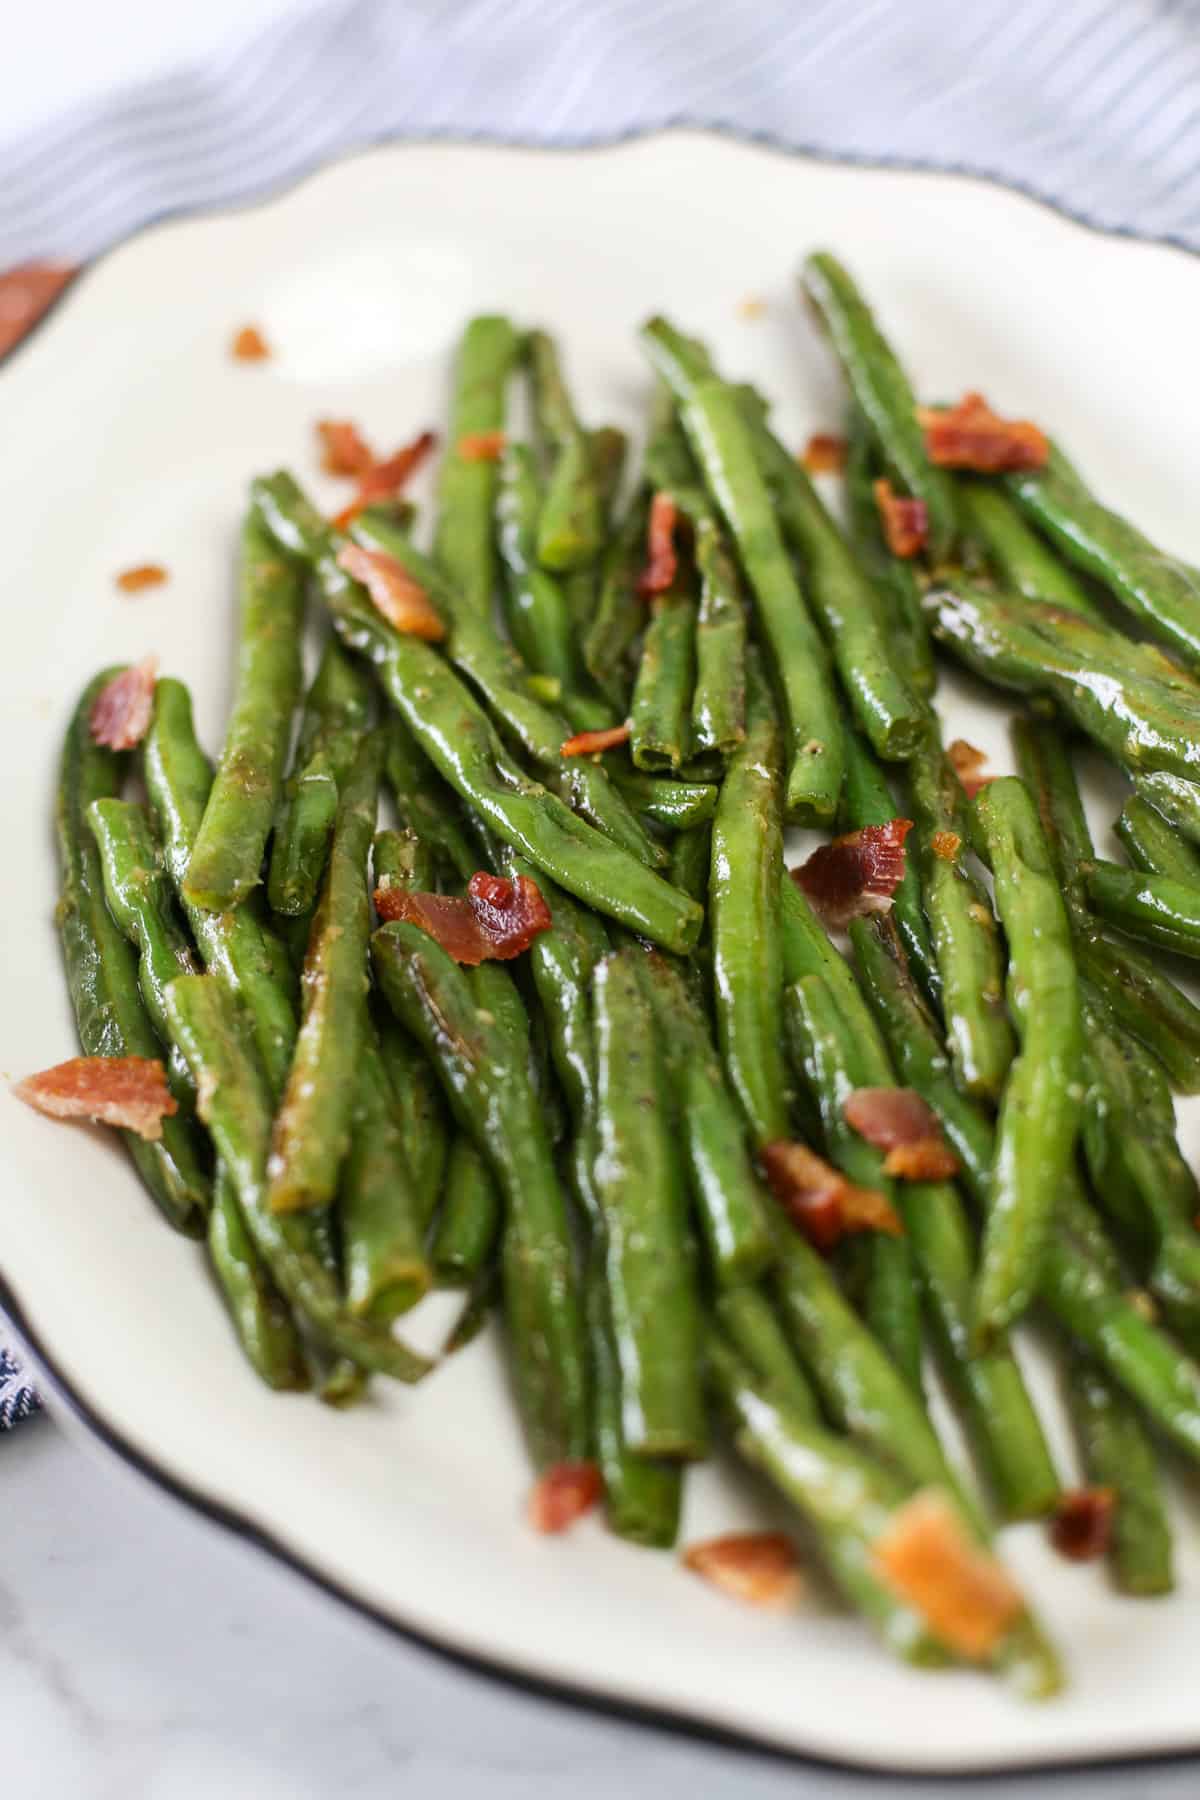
[4,0,1199,1425]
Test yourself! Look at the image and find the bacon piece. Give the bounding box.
[792,818,912,930]
[1050,1487,1115,1562]
[528,1461,601,1533]
[873,478,928,559]
[374,871,551,964]
[843,1087,960,1182]
[13,1056,177,1141]
[336,543,445,641]
[333,429,438,526]
[761,1140,902,1252]
[88,656,158,751]
[683,1533,803,1607]
[0,262,77,357]
[947,737,993,800]
[115,564,168,594]
[919,392,1049,473]
[736,295,767,320]
[637,491,679,598]
[231,324,270,361]
[316,419,374,477]
[801,433,848,475]
[931,829,961,862]
[560,724,631,758]
[872,1490,1023,1659]
[457,430,507,462]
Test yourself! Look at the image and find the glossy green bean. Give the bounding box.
[1068,1357,1173,1596]
[1116,795,1200,884]
[340,1020,432,1322]
[528,330,604,572]
[629,583,696,771]
[843,412,936,696]
[690,514,747,755]
[268,639,374,917]
[433,315,521,613]
[840,727,938,1004]
[1085,861,1200,960]
[377,1012,450,1225]
[587,1255,682,1547]
[582,488,648,704]
[382,716,477,883]
[430,1134,502,1285]
[956,479,1099,617]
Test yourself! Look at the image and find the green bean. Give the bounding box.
[956,479,1099,617]
[268,733,382,1213]
[562,425,627,637]
[690,514,747,755]
[636,949,774,1284]
[1116,796,1200,883]
[166,974,429,1382]
[184,511,306,909]
[784,973,922,1394]
[801,252,958,562]
[433,315,521,613]
[971,778,1083,1343]
[587,1255,682,1547]
[1007,442,1200,670]
[268,639,374,917]
[612,771,717,832]
[1068,1357,1173,1596]
[430,1135,501,1285]
[57,672,210,1232]
[641,319,844,818]
[206,1167,310,1388]
[629,581,696,771]
[348,504,662,870]
[843,412,936,696]
[926,581,1200,783]
[591,948,706,1459]
[712,1286,818,1420]
[582,488,648,704]
[909,728,1014,1100]
[668,822,711,907]
[528,330,604,572]
[1009,715,1093,924]
[253,475,701,951]
[376,1011,450,1225]
[840,727,939,1004]
[382,716,477,883]
[1131,771,1200,846]
[373,825,435,898]
[496,440,578,693]
[372,920,588,1467]
[86,797,199,1106]
[752,421,928,759]
[709,1333,943,1668]
[710,655,788,1144]
[1085,861,1200,959]
[340,1018,432,1322]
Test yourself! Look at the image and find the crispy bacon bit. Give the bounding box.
[457,430,507,462]
[335,543,445,641]
[873,478,928,559]
[947,738,993,800]
[1050,1487,1115,1562]
[843,1088,960,1182]
[931,829,961,862]
[560,724,631,758]
[374,871,552,964]
[761,1140,903,1252]
[801,433,848,475]
[919,392,1049,473]
[872,1490,1023,1659]
[0,262,77,357]
[316,419,374,477]
[13,1056,177,1141]
[88,656,158,751]
[638,491,679,598]
[683,1533,802,1607]
[115,564,168,594]
[333,429,438,526]
[792,819,912,930]
[528,1461,601,1533]
[231,324,270,361]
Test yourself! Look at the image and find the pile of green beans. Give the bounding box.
[41,268,1200,1699]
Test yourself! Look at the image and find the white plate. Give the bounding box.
[3,131,1199,1776]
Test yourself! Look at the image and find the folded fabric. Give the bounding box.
[0,1345,39,1430]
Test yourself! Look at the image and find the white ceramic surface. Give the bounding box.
[2,131,1199,1775]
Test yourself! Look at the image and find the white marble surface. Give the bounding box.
[0,1406,1196,1798]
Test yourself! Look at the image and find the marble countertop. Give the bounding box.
[2,1409,1197,1799]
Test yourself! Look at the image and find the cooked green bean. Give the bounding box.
[629,581,696,771]
[1116,795,1200,883]
[433,315,521,612]
[184,511,306,909]
[712,1286,818,1420]
[207,1166,310,1389]
[382,716,477,883]
[690,514,747,756]
[431,1134,502,1285]
[591,948,707,1459]
[840,726,938,1004]
[843,411,935,696]
[668,822,711,907]
[613,771,717,832]
[341,1021,432,1321]
[268,639,374,917]
[497,440,579,694]
[582,487,648,704]
[1131,771,1200,846]
[1085,861,1200,960]
[376,1011,450,1225]
[587,1255,682,1547]
[58,672,210,1232]
[971,778,1083,1343]
[372,920,589,1467]
[802,251,958,563]
[268,733,382,1213]
[957,479,1099,618]
[529,329,604,572]
[1068,1357,1173,1596]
